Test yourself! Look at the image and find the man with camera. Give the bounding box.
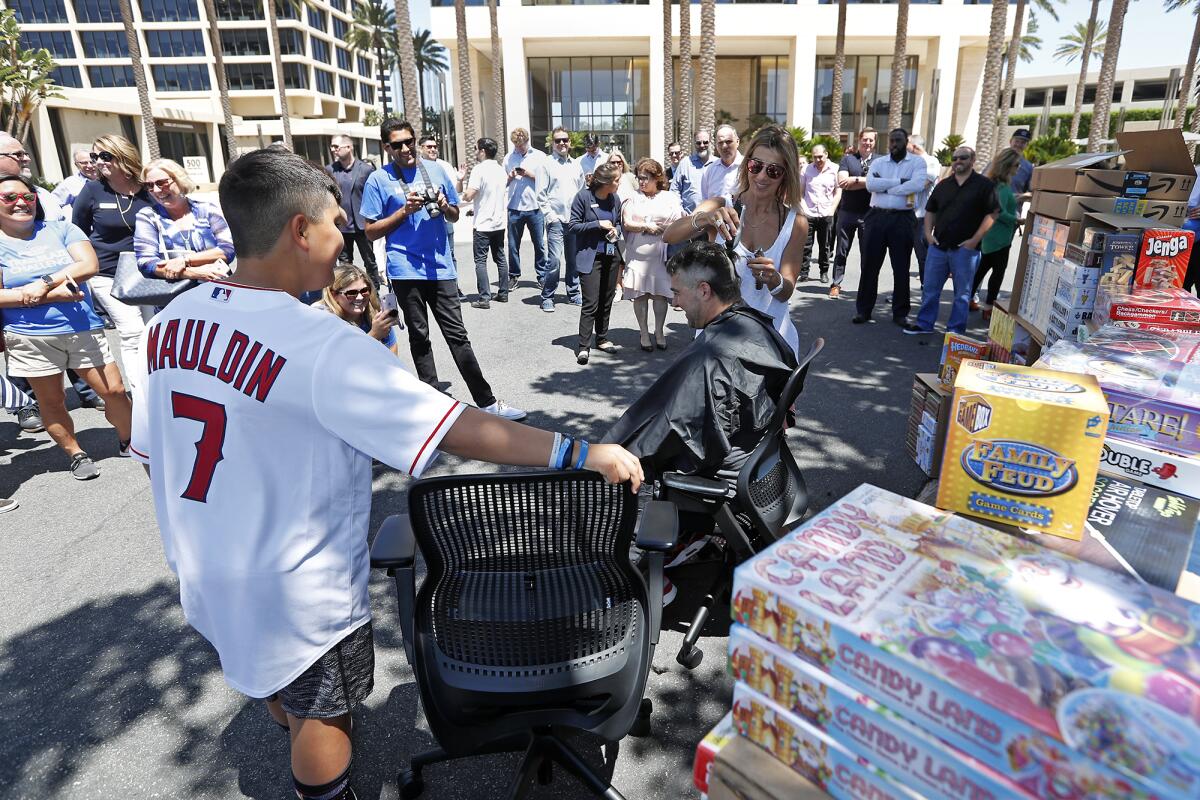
[362,118,526,420]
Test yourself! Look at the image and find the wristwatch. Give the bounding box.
[39,275,54,287]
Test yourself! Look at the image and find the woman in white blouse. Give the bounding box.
[621,157,682,350]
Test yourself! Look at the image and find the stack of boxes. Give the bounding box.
[726,483,1200,800]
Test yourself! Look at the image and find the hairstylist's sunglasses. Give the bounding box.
[0,191,37,205]
[338,288,371,299]
[387,138,415,151]
[746,157,785,180]
[90,151,116,163]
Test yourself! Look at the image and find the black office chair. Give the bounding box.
[370,471,678,800]
[657,337,825,669]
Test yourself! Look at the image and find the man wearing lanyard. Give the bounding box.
[542,126,584,310]
[502,128,549,289]
[853,128,928,326]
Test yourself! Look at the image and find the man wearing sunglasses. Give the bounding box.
[325,135,380,287]
[578,134,607,184]
[700,125,743,207]
[665,143,683,181]
[541,126,584,311]
[670,128,714,215]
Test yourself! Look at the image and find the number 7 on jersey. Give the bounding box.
[171,392,227,503]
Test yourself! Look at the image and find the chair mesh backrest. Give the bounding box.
[410,473,639,669]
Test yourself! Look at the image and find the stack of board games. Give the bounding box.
[906,373,951,478]
[731,483,1200,800]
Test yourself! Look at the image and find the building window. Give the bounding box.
[333,17,348,38]
[216,0,263,19]
[277,0,299,19]
[329,0,346,10]
[11,0,68,23]
[152,64,211,91]
[278,28,305,55]
[20,30,76,58]
[315,68,334,94]
[307,5,327,29]
[141,0,199,20]
[528,56,651,160]
[340,76,355,99]
[360,82,374,104]
[312,37,330,63]
[146,29,206,57]
[672,55,790,139]
[51,65,84,88]
[226,62,274,89]
[1023,88,1046,108]
[357,54,371,78]
[1132,80,1168,102]
[1052,87,1067,106]
[88,64,136,88]
[336,46,351,71]
[73,0,121,22]
[80,30,129,58]
[284,62,309,89]
[813,54,918,135]
[1083,83,1097,104]
[221,28,271,55]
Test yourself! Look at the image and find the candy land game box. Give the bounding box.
[731,484,1200,800]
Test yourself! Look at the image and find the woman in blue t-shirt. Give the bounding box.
[0,174,134,481]
[314,263,401,355]
[134,158,235,284]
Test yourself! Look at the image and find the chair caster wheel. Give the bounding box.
[398,769,425,799]
[677,646,703,670]
[630,698,653,737]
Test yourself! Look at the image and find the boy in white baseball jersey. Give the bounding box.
[129,149,643,800]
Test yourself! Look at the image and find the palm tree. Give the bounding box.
[830,0,847,141]
[411,28,449,116]
[488,0,504,139]
[1087,0,1129,151]
[117,0,159,158]
[662,0,674,155]
[678,0,693,139]
[266,0,293,148]
[886,0,910,132]
[201,0,238,162]
[696,0,715,134]
[1055,10,1104,140]
[349,0,397,116]
[998,0,1056,149]
[1167,0,1200,130]
[975,0,1010,164]
[393,0,423,131]
[453,0,476,167]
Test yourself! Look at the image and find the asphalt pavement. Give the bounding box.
[0,236,1013,799]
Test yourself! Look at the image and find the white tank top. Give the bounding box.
[718,206,801,356]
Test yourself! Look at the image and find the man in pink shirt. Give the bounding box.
[799,144,842,284]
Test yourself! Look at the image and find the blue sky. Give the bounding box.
[1022,0,1194,76]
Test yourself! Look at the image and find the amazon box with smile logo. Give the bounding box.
[937,361,1110,540]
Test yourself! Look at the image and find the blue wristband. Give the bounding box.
[556,436,574,470]
[574,440,589,470]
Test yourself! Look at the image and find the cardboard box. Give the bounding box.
[1031,192,1188,226]
[937,360,1110,539]
[1011,313,1044,365]
[1135,229,1195,290]
[729,626,1029,800]
[908,373,951,476]
[939,333,989,388]
[1030,214,1072,254]
[731,484,1199,800]
[730,684,920,800]
[1096,287,1200,332]
[1031,130,1197,202]
[1065,242,1104,268]
[1104,387,1200,457]
[1100,436,1200,498]
[707,733,827,800]
[1054,279,1098,308]
[694,712,736,796]
[988,300,1017,363]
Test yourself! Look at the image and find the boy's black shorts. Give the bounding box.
[275,622,375,719]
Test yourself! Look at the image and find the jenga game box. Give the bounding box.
[938,333,989,389]
[731,484,1200,800]
[1136,229,1195,290]
[937,361,1110,539]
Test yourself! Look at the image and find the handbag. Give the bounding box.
[110,222,198,307]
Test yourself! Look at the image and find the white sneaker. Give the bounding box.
[665,534,714,570]
[483,400,527,421]
[0,498,17,513]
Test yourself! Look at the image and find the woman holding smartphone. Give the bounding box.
[0,174,134,481]
[315,263,402,355]
[568,161,624,365]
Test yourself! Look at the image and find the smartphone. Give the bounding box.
[381,292,399,317]
[514,166,526,176]
[65,279,79,294]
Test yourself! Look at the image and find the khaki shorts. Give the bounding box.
[4,330,113,378]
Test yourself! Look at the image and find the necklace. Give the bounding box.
[113,185,136,229]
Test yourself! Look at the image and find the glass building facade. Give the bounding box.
[812,55,918,135]
[671,56,789,143]
[528,56,651,158]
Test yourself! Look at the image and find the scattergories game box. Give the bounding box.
[732,484,1200,800]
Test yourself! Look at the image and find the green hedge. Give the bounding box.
[1006,107,1197,138]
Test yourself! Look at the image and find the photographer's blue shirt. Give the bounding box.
[0,220,105,336]
[361,162,459,281]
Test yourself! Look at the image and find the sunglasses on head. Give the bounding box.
[746,157,785,180]
[90,151,116,163]
[338,288,371,299]
[387,138,415,151]
[0,191,37,205]
[144,178,174,190]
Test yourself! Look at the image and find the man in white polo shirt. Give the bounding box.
[129,147,643,800]
[700,124,743,205]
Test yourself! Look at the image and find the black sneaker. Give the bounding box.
[81,396,106,410]
[902,323,935,336]
[17,404,43,433]
[70,452,100,480]
[851,315,872,325]
[798,273,811,282]
[470,299,490,309]
[494,294,509,303]
[819,271,829,284]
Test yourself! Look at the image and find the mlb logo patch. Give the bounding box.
[211,286,232,303]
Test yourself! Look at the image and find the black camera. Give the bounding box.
[422,186,442,218]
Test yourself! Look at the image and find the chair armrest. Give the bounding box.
[660,472,733,500]
[636,500,679,552]
[370,514,416,569]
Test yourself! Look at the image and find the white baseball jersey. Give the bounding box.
[129,279,464,697]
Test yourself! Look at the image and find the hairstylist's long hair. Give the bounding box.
[735,125,803,209]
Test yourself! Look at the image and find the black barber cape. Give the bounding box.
[603,303,798,479]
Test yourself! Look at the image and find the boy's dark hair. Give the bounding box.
[477,138,498,159]
[219,149,340,259]
[666,241,741,304]
[380,118,415,142]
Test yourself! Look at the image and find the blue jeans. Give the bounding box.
[916,244,980,334]
[507,208,547,281]
[543,221,580,301]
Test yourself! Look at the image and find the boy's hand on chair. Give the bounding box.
[586,444,644,493]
